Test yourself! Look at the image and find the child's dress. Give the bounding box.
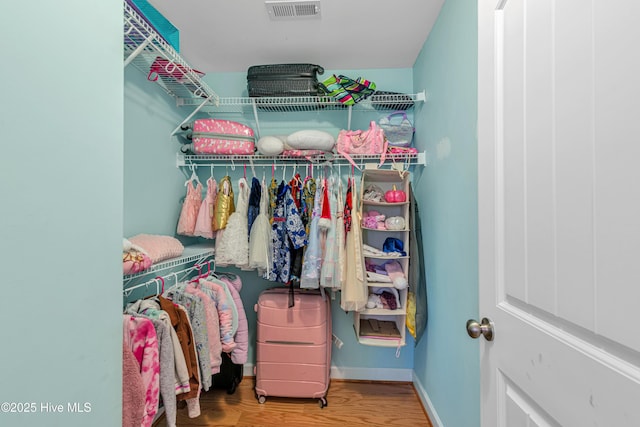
[320,175,341,288]
[215,177,250,268]
[248,178,272,275]
[193,177,217,239]
[177,179,202,236]
[213,176,234,231]
[267,181,307,284]
[300,179,323,288]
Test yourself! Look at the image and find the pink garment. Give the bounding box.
[122,342,145,427]
[177,180,203,236]
[193,177,217,239]
[197,279,237,353]
[219,275,248,365]
[123,315,160,427]
[184,284,222,374]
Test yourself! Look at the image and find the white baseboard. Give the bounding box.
[330,366,413,382]
[412,371,444,427]
[243,363,413,382]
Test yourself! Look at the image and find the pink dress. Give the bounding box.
[193,177,217,239]
[177,180,202,236]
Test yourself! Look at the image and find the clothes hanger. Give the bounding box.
[185,164,200,186]
[206,259,217,279]
[189,264,203,284]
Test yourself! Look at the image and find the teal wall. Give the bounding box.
[412,0,480,426]
[0,2,123,426]
[0,1,478,424]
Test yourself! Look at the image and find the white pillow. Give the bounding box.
[286,130,335,151]
[256,135,286,155]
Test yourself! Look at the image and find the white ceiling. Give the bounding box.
[148,0,445,73]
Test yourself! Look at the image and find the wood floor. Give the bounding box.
[154,378,433,427]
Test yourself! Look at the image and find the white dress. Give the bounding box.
[248,178,272,275]
[215,177,249,268]
[341,177,368,312]
[320,175,341,288]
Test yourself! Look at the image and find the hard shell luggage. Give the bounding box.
[254,288,331,407]
[247,63,325,98]
[211,352,243,394]
[182,119,256,155]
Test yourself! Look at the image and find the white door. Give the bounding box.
[477,1,640,426]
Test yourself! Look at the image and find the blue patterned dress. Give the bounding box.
[266,181,308,283]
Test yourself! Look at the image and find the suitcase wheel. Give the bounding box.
[257,395,266,404]
[318,397,327,408]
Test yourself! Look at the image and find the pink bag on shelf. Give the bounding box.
[336,121,387,168]
[190,119,256,155]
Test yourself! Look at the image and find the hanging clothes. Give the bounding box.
[177,179,202,236]
[301,176,316,235]
[288,173,305,281]
[216,177,250,268]
[267,181,307,284]
[122,314,160,427]
[183,284,222,374]
[122,339,145,427]
[212,175,235,231]
[248,177,272,275]
[335,176,346,289]
[267,177,278,223]
[341,177,368,311]
[341,176,354,285]
[163,284,212,392]
[157,296,200,402]
[300,178,323,289]
[247,176,261,235]
[125,299,190,398]
[320,175,341,288]
[196,278,238,353]
[218,273,249,365]
[193,177,217,239]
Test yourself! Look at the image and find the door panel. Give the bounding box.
[478,0,640,425]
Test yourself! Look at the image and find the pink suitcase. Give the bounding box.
[254,288,331,407]
[189,118,256,155]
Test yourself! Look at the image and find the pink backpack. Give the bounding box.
[336,121,387,168]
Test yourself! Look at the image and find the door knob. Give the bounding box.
[466,317,494,341]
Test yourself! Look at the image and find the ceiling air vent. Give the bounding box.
[265,1,321,20]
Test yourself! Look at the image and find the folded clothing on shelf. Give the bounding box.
[127,234,184,264]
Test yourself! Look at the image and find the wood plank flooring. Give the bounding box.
[154,378,433,427]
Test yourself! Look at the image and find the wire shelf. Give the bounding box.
[182,92,426,114]
[176,151,426,168]
[123,1,219,106]
[122,243,214,282]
